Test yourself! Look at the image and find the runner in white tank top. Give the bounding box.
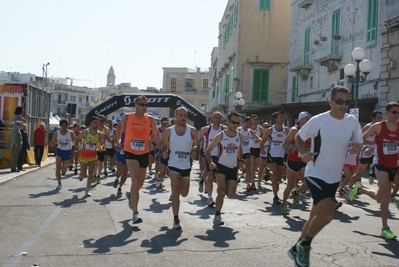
[247,115,264,192]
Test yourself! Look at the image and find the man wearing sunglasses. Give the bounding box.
[119,96,159,224]
[288,86,362,267]
[206,111,243,225]
[349,102,399,240]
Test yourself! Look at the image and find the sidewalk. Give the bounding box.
[0,156,55,185]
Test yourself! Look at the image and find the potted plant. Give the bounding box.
[333,35,342,40]
[320,36,327,41]
[313,40,319,45]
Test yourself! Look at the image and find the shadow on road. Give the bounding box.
[194,225,238,248]
[143,198,171,213]
[82,219,138,253]
[353,230,398,259]
[184,206,214,220]
[29,188,61,198]
[141,226,188,254]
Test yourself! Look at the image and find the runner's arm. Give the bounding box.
[282,127,298,151]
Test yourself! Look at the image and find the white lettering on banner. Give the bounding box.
[124,96,132,105]
[175,100,198,117]
[97,101,118,114]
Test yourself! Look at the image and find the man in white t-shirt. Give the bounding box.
[287,86,362,267]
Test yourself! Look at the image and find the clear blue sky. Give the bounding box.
[0,0,227,88]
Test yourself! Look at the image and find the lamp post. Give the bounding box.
[232,91,245,111]
[344,47,373,108]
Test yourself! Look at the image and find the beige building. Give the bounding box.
[162,67,210,117]
[208,0,291,121]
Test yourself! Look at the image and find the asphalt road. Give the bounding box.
[0,160,398,267]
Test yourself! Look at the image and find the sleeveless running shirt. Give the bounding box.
[124,112,151,155]
[218,131,241,168]
[287,125,311,162]
[203,124,223,156]
[57,130,73,151]
[249,125,261,148]
[96,126,107,151]
[168,125,192,170]
[239,127,251,154]
[81,129,100,158]
[268,125,286,157]
[106,128,115,149]
[374,120,399,168]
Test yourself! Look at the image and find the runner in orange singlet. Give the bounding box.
[119,96,159,224]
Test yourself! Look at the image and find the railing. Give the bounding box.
[385,1,399,21]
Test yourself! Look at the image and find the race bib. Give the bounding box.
[383,143,399,155]
[271,140,283,147]
[131,139,145,151]
[176,151,190,161]
[86,142,96,151]
[59,142,68,148]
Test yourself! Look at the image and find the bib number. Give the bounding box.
[131,139,145,151]
[383,143,399,155]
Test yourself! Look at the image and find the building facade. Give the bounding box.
[208,0,291,121]
[286,0,387,123]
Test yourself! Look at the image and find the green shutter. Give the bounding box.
[330,9,340,56]
[291,76,297,102]
[367,0,379,47]
[230,67,234,92]
[259,0,271,11]
[252,69,269,103]
[223,30,226,49]
[234,2,238,27]
[229,13,233,35]
[225,73,230,93]
[304,26,310,66]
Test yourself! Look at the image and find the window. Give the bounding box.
[79,97,82,103]
[171,78,176,92]
[259,0,271,11]
[186,78,193,89]
[291,76,297,102]
[203,79,208,89]
[230,67,234,92]
[225,73,230,94]
[330,9,340,56]
[57,95,61,103]
[234,2,238,27]
[252,69,270,102]
[70,95,76,102]
[304,26,311,66]
[367,0,379,47]
[212,89,215,99]
[229,13,233,35]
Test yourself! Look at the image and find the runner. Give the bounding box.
[105,119,116,174]
[206,111,243,225]
[281,112,311,214]
[159,107,200,229]
[119,96,159,224]
[155,120,171,189]
[112,124,127,195]
[50,119,75,191]
[248,114,264,191]
[238,117,254,190]
[93,115,111,184]
[74,116,103,197]
[258,121,272,188]
[71,123,81,175]
[349,102,399,239]
[198,112,225,207]
[287,86,362,267]
[260,111,289,204]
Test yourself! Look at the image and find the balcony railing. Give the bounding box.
[385,1,399,28]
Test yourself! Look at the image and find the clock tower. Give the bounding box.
[106,66,116,87]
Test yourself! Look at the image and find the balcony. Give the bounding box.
[289,65,312,79]
[316,55,342,72]
[384,1,399,29]
[54,100,67,104]
[298,0,313,9]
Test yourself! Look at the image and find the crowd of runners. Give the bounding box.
[48,87,399,267]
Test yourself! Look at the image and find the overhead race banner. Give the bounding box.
[85,94,207,130]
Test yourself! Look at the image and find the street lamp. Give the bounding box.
[344,47,373,108]
[233,91,245,111]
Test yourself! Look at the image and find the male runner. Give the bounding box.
[248,114,264,191]
[119,96,159,224]
[287,86,362,267]
[206,111,243,225]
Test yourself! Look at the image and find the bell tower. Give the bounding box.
[107,66,116,87]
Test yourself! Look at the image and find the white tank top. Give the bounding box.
[360,134,376,159]
[249,125,261,148]
[203,124,223,156]
[168,125,192,170]
[106,128,115,149]
[239,127,251,154]
[218,131,241,168]
[57,130,73,151]
[344,147,358,166]
[268,125,286,157]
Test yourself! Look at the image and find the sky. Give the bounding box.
[0,0,227,89]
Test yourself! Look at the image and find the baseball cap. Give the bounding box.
[40,122,45,126]
[298,111,311,121]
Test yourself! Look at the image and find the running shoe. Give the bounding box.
[390,196,397,203]
[343,185,351,201]
[256,181,262,189]
[246,184,252,192]
[74,169,78,175]
[287,245,297,261]
[349,182,362,201]
[113,178,119,188]
[85,189,91,197]
[69,165,73,171]
[125,191,132,210]
[368,176,375,185]
[117,187,122,195]
[92,175,97,184]
[104,171,108,177]
[281,203,289,215]
[207,198,215,207]
[282,174,287,181]
[79,176,84,181]
[198,180,204,193]
[96,177,101,184]
[380,227,397,240]
[291,189,300,206]
[173,219,182,230]
[251,184,257,191]
[56,183,62,191]
[295,242,310,267]
[273,196,281,205]
[213,214,224,225]
[155,178,162,187]
[132,212,143,224]
[111,168,116,172]
[333,199,343,210]
[338,188,345,196]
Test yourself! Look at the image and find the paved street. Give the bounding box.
[0,159,398,267]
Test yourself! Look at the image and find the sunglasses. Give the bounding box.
[390,110,399,115]
[98,120,104,122]
[229,120,240,125]
[333,99,351,106]
[137,103,148,107]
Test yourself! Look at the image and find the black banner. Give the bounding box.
[85,94,207,130]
